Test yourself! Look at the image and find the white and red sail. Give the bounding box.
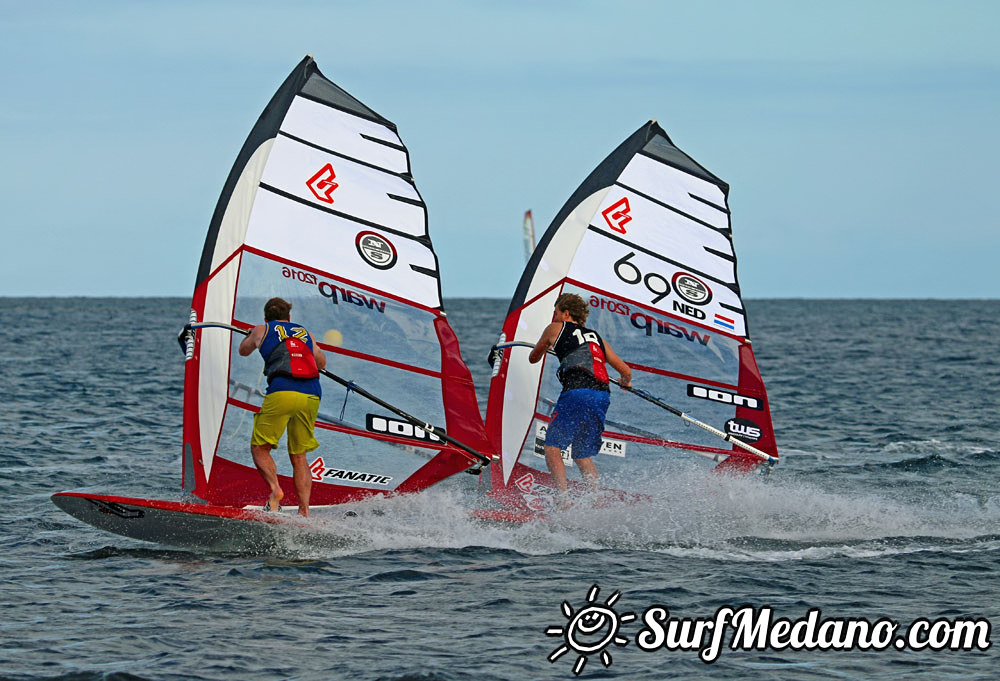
[182,56,489,507]
[485,121,777,512]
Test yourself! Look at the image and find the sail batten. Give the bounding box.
[255,183,428,241]
[237,244,443,314]
[183,57,488,507]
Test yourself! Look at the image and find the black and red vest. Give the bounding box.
[553,321,610,392]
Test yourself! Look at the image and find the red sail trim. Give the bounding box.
[507,278,566,318]
[242,244,444,316]
[314,342,445,380]
[486,306,553,491]
[564,277,748,342]
[735,343,778,457]
[204,456,390,506]
[229,321,452,382]
[394,449,480,495]
[434,316,491,453]
[201,247,244,288]
[182,280,210,499]
[485,315,512,489]
[226,396,260,413]
[713,344,779,474]
[627,362,739,390]
[228,318,452,380]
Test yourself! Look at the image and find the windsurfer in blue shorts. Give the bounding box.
[529,293,631,506]
[238,297,326,517]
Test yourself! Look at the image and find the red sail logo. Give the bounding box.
[602,197,632,233]
[309,456,327,481]
[514,472,535,494]
[307,164,339,203]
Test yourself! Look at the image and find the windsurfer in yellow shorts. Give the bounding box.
[238,297,326,517]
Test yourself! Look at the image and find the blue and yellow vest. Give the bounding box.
[258,321,321,397]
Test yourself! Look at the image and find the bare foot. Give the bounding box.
[555,492,572,511]
[298,506,309,518]
[265,488,284,512]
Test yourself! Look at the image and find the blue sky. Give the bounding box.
[2,1,997,298]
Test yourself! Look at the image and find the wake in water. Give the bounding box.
[270,439,1000,562]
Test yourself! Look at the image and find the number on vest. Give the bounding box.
[572,328,599,345]
[275,325,309,341]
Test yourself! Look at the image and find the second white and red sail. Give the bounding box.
[485,120,778,513]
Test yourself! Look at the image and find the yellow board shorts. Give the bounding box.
[251,391,321,455]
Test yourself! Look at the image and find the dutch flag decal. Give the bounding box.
[714,313,735,330]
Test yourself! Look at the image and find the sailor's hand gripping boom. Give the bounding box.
[489,340,777,467]
[180,322,493,472]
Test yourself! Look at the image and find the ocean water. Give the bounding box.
[1,298,997,680]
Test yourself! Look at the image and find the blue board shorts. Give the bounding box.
[544,388,611,459]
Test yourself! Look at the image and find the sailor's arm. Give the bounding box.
[238,324,266,356]
[604,341,632,387]
[310,332,327,371]
[529,322,562,364]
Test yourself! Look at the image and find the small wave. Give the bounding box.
[652,534,1000,563]
[65,546,201,561]
[1,673,156,681]
[802,440,998,476]
[863,453,964,472]
[367,568,443,583]
[880,438,992,456]
[967,449,1000,463]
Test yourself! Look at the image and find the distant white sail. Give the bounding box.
[522,210,536,263]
